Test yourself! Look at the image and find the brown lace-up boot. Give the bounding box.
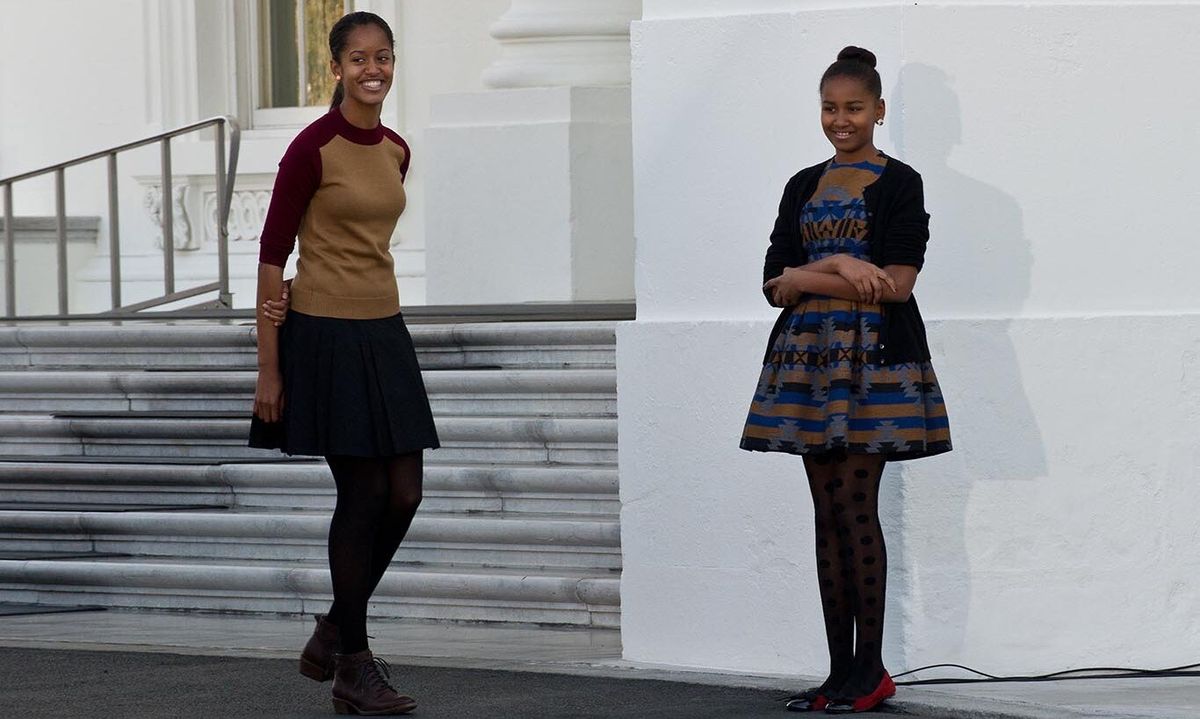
[299,614,340,682]
[331,650,417,715]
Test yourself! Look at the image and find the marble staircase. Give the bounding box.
[0,321,620,627]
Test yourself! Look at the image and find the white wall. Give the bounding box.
[620,1,1200,676]
[387,0,509,300]
[0,0,154,208]
[425,86,635,304]
[397,0,510,252]
[0,0,153,311]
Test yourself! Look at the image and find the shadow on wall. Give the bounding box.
[881,63,1048,667]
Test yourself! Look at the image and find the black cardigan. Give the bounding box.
[761,154,933,366]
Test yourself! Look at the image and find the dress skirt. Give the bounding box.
[248,310,440,457]
[740,297,952,461]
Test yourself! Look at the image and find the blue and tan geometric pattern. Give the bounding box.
[741,157,952,461]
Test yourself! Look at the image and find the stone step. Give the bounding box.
[0,322,617,371]
[0,414,618,464]
[0,509,621,571]
[0,557,619,627]
[0,368,616,417]
[409,323,617,369]
[0,325,257,370]
[0,461,619,514]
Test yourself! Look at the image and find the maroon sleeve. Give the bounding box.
[258,138,322,267]
[383,128,411,181]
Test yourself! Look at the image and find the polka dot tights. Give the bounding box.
[802,450,888,701]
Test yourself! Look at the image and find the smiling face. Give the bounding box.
[820,75,885,162]
[330,23,394,110]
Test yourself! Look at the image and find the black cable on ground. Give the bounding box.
[892,661,1200,686]
[773,662,1200,704]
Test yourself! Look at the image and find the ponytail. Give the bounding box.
[330,83,344,110]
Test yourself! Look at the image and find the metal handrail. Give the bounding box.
[0,116,241,318]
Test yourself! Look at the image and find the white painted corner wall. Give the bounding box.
[619,1,1200,676]
[425,85,634,304]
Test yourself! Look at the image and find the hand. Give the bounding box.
[254,368,285,423]
[763,267,805,307]
[261,278,292,327]
[834,256,896,303]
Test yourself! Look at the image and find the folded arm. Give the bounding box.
[764,259,918,307]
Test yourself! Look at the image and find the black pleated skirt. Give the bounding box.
[248,310,440,457]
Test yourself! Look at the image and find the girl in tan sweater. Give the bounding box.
[249,12,436,716]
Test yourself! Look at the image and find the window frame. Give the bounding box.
[228,0,402,134]
[245,0,349,130]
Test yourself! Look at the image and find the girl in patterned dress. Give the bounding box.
[740,46,951,714]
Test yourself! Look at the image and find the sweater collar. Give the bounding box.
[331,106,385,145]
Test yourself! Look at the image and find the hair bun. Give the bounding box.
[837,46,877,68]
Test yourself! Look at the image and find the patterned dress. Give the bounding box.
[740,157,952,460]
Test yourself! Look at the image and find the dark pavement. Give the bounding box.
[0,648,925,719]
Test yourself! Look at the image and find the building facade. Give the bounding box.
[3,0,1198,681]
[0,0,637,312]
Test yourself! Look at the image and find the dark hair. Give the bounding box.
[329,11,395,109]
[819,46,882,99]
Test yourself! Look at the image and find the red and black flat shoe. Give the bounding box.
[784,688,829,712]
[824,673,895,714]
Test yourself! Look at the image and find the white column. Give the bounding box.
[425,0,640,305]
[483,0,642,88]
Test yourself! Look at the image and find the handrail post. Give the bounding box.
[160,138,175,295]
[3,183,14,317]
[214,122,232,308]
[107,153,122,309]
[55,168,68,315]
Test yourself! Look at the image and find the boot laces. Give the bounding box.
[358,655,398,692]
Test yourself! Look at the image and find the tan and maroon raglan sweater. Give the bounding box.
[259,107,411,319]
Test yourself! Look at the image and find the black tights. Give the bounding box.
[324,453,423,654]
[802,450,888,699]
